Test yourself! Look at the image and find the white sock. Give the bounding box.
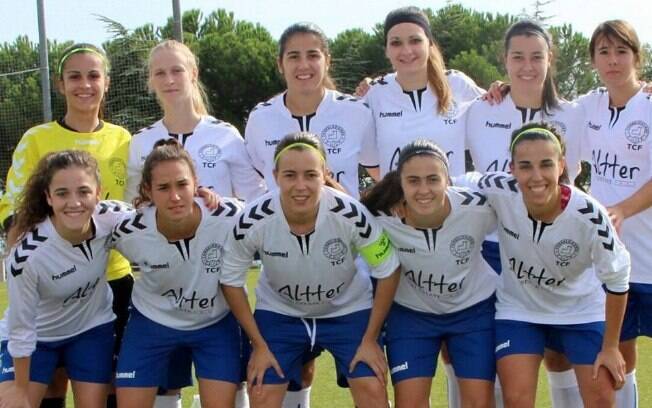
[547,369,583,408]
[494,376,504,408]
[616,370,638,408]
[444,363,460,408]
[282,387,311,408]
[153,394,182,408]
[235,382,250,408]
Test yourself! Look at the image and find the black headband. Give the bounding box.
[384,8,434,43]
[398,148,449,172]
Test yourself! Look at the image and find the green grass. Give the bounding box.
[1,271,651,407]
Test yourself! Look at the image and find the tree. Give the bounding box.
[449,50,503,89]
[330,28,388,93]
[549,24,598,99]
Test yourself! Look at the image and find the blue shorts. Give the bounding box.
[495,319,604,365]
[385,297,496,383]
[481,241,502,274]
[0,322,114,384]
[621,283,652,341]
[115,308,241,387]
[254,309,376,386]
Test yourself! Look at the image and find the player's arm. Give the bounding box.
[607,178,652,233]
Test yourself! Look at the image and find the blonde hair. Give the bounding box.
[147,40,211,115]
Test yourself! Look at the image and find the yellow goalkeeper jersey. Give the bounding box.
[0,120,132,281]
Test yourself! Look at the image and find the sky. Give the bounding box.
[3,0,651,46]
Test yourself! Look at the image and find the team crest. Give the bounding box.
[625,121,649,144]
[547,120,567,136]
[323,238,348,263]
[109,158,126,182]
[450,235,474,258]
[199,144,222,163]
[442,101,459,120]
[554,239,579,262]
[321,125,346,148]
[201,243,224,271]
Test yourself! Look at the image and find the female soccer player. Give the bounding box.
[126,40,265,203]
[220,132,400,408]
[112,140,243,408]
[362,140,497,407]
[0,151,129,408]
[245,22,377,197]
[245,22,378,407]
[125,39,258,408]
[0,43,132,408]
[465,21,585,406]
[576,20,652,408]
[363,6,483,179]
[479,123,630,408]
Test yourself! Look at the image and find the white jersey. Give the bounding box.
[374,186,497,315]
[364,70,483,177]
[221,187,399,318]
[126,116,266,203]
[477,172,630,324]
[466,94,583,180]
[244,90,377,198]
[1,201,128,357]
[111,199,242,330]
[577,88,652,284]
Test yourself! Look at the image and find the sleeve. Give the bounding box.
[124,138,143,205]
[226,128,268,201]
[358,107,379,168]
[6,256,39,358]
[354,207,399,279]
[243,113,266,175]
[220,218,259,287]
[450,71,485,102]
[0,131,40,224]
[589,204,631,294]
[573,92,593,163]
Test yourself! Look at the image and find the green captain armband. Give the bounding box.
[358,231,393,267]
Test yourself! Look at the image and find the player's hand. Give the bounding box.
[0,385,32,408]
[593,346,626,390]
[607,204,625,235]
[196,187,220,210]
[349,336,387,386]
[354,77,373,97]
[482,80,510,105]
[246,344,284,396]
[640,81,652,94]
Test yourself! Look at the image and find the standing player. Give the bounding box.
[0,151,130,408]
[465,21,584,406]
[220,133,400,408]
[479,123,629,407]
[113,140,243,408]
[363,6,484,179]
[244,22,377,407]
[245,22,377,198]
[577,20,652,407]
[362,140,497,407]
[0,43,132,408]
[126,40,265,203]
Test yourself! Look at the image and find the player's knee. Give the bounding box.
[502,388,534,408]
[352,379,388,408]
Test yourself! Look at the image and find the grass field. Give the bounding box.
[1,270,651,407]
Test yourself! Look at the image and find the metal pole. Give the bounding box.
[37,0,52,122]
[172,0,183,42]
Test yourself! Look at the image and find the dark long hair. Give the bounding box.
[362,140,449,213]
[278,23,336,90]
[504,20,560,115]
[133,139,198,208]
[8,150,100,246]
[57,43,110,120]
